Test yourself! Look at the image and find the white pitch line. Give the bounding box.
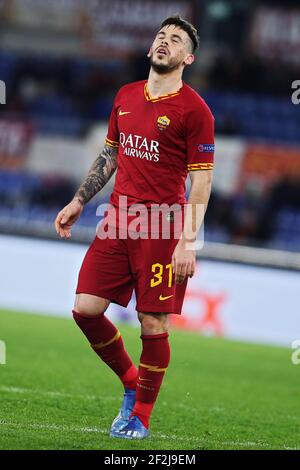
[0,419,200,443]
[0,420,107,434]
[0,385,118,401]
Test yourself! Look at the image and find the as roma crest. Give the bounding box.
[157,115,170,132]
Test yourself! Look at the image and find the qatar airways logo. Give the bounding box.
[119,132,160,162]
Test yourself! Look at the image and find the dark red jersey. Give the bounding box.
[106,80,214,207]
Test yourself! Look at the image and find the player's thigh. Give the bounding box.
[74,293,110,316]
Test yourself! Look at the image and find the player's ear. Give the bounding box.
[183,54,195,66]
[147,47,152,58]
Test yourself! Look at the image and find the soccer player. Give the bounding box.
[54,15,214,440]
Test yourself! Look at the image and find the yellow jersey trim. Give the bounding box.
[187,163,214,171]
[105,138,119,148]
[144,83,181,103]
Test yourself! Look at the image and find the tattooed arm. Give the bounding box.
[74,143,118,205]
[54,144,118,238]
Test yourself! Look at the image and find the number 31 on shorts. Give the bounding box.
[150,263,173,288]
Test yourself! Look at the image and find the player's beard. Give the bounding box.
[150,55,182,74]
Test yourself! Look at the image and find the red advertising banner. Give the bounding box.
[239,143,300,191]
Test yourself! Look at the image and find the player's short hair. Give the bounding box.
[159,15,200,53]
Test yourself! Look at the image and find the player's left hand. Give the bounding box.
[171,239,196,284]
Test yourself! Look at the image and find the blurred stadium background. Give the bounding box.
[0,0,299,450]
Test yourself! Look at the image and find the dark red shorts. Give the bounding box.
[76,232,188,315]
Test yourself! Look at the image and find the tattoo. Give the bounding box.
[75,144,118,205]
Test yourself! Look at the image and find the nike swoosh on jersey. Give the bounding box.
[159,294,174,301]
[119,110,131,116]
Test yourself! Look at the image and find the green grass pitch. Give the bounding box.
[0,309,299,450]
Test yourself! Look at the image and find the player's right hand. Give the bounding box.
[54,197,84,239]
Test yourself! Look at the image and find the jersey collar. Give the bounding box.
[144,82,182,103]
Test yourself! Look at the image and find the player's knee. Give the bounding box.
[74,293,110,316]
[138,312,169,334]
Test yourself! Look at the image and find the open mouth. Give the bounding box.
[156,47,168,56]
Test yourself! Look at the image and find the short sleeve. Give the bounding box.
[105,92,120,150]
[185,104,215,171]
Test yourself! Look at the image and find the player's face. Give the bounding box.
[148,25,194,74]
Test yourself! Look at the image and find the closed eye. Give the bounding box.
[171,34,182,43]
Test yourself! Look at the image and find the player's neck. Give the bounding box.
[147,69,183,98]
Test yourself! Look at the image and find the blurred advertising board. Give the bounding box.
[0,120,33,169]
[250,7,300,65]
[0,235,298,347]
[239,143,300,192]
